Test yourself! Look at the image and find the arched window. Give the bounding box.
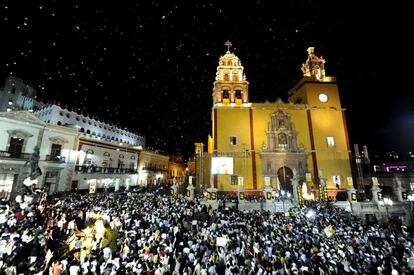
[222,90,229,99]
[57,121,62,125]
[235,90,242,99]
[224,73,230,81]
[233,73,239,81]
[80,128,85,133]
[86,129,91,134]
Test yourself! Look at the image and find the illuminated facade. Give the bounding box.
[199,45,352,198]
[0,111,79,197]
[138,150,169,186]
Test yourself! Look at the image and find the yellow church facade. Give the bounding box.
[197,45,352,198]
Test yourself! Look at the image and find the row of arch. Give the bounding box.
[221,89,245,102]
[55,121,144,145]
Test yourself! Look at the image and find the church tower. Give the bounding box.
[212,41,249,106]
[288,47,341,109]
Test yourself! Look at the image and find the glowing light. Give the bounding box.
[383,198,393,206]
[306,210,315,219]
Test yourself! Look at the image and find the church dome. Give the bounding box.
[219,52,242,67]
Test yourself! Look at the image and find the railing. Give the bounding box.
[45,155,66,162]
[75,165,137,174]
[0,151,31,160]
[142,166,168,173]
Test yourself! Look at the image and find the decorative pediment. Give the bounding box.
[7,129,33,139]
[49,136,69,144]
[264,110,299,152]
[269,110,293,131]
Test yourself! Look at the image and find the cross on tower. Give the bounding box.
[224,40,232,52]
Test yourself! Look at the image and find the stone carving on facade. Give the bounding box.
[48,136,69,145]
[301,47,326,81]
[6,129,33,139]
[260,109,308,191]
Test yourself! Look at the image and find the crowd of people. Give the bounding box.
[0,185,413,274]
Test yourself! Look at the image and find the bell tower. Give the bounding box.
[288,47,341,109]
[212,41,249,106]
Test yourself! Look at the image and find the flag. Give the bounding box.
[324,225,334,237]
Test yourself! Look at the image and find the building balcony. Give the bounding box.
[75,165,137,174]
[142,166,168,173]
[0,151,31,160]
[45,155,66,162]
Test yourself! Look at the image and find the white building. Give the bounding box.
[0,111,166,197]
[34,105,145,146]
[0,111,79,198]
[71,133,142,192]
[0,76,45,113]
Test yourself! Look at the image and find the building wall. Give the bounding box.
[0,119,42,154]
[77,141,138,170]
[209,79,352,195]
[138,150,169,186]
[0,111,79,195]
[0,77,44,112]
[34,105,145,146]
[168,161,186,184]
[71,137,140,191]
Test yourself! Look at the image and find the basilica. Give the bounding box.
[196,44,352,198]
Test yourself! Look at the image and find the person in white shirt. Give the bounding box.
[69,262,80,275]
[103,246,112,262]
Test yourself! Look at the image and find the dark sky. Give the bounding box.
[0,1,412,160]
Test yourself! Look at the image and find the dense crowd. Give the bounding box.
[0,185,413,274]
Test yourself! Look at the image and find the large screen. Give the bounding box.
[211,157,234,175]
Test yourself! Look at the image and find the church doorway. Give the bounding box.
[277,166,293,194]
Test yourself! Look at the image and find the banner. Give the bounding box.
[351,193,357,201]
[266,192,272,200]
[238,176,244,187]
[332,175,341,185]
[188,176,193,185]
[264,176,271,187]
[211,192,217,200]
[216,237,227,247]
[239,192,245,200]
[305,173,312,182]
[372,177,379,187]
[346,177,353,187]
[89,179,97,194]
[377,192,383,201]
[231,175,238,185]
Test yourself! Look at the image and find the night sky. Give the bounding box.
[1,1,412,160]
